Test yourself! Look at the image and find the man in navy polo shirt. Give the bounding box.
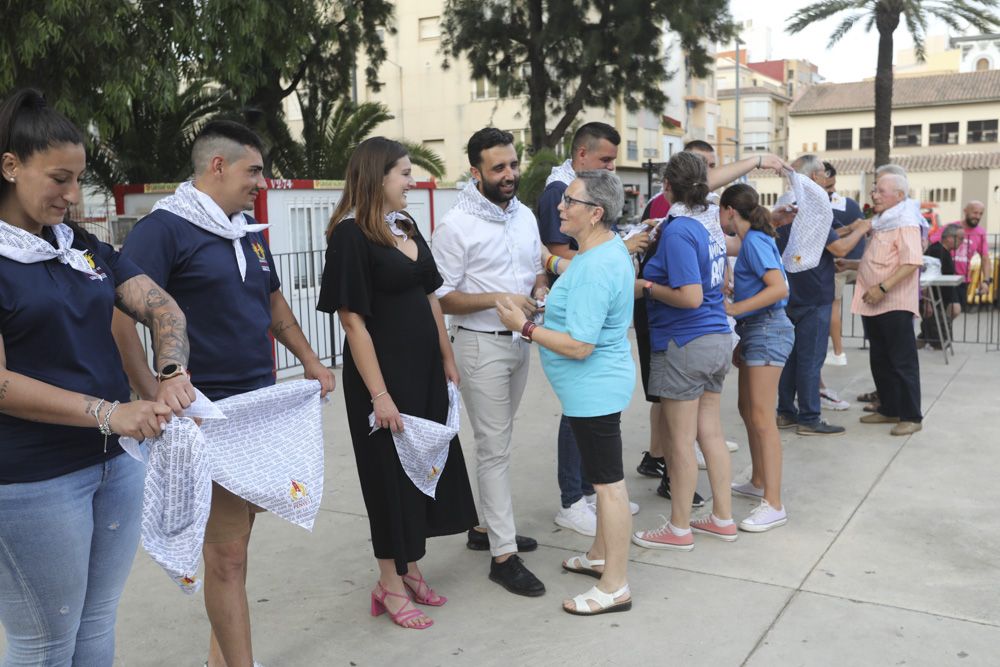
[113,120,334,667]
[775,155,868,436]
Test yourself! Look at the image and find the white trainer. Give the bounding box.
[820,388,850,411]
[555,497,597,536]
[731,481,764,498]
[695,443,707,469]
[726,440,739,452]
[739,500,788,532]
[585,494,639,516]
[825,352,847,366]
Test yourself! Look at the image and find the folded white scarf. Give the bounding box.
[872,198,924,233]
[667,202,727,251]
[545,159,576,187]
[775,171,834,273]
[454,179,521,223]
[0,220,101,279]
[152,181,269,281]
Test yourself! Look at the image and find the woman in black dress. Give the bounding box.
[317,137,477,630]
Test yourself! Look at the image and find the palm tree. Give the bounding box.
[87,82,236,192]
[787,1,1000,167]
[273,93,446,180]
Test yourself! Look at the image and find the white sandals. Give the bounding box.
[561,552,605,579]
[564,583,632,616]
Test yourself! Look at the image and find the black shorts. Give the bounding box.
[567,413,624,485]
[634,299,660,404]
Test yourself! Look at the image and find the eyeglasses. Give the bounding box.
[562,194,600,208]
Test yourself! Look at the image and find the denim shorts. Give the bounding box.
[735,309,794,367]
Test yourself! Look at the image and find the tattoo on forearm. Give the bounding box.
[83,395,99,417]
[144,288,169,310]
[0,379,9,401]
[151,311,190,368]
[270,318,301,343]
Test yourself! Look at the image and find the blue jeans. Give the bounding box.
[778,304,831,426]
[557,414,594,507]
[0,452,145,667]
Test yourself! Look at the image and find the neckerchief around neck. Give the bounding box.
[545,159,576,187]
[0,220,101,279]
[152,181,269,281]
[871,198,925,233]
[454,179,521,224]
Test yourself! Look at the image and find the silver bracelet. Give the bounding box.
[99,400,120,436]
[91,398,106,426]
[371,390,389,403]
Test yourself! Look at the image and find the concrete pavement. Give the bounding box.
[4,338,998,666]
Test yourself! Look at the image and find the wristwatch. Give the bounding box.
[642,281,654,299]
[157,364,188,381]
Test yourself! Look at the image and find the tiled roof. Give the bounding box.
[789,70,1000,115]
[747,150,1000,176]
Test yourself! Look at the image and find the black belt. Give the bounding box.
[456,326,513,336]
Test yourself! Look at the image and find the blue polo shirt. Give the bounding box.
[644,216,730,349]
[733,230,789,319]
[540,235,635,417]
[0,227,141,483]
[832,196,866,261]
[121,210,280,400]
[776,224,840,307]
[536,181,578,251]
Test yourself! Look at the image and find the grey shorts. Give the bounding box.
[649,334,731,401]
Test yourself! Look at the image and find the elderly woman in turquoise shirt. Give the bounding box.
[497,169,635,617]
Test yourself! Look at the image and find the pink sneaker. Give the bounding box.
[631,520,694,551]
[690,515,738,542]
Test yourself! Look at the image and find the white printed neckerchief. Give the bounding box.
[368,382,461,499]
[545,159,576,187]
[665,202,727,251]
[152,181,269,282]
[775,171,833,273]
[0,220,101,279]
[871,197,924,233]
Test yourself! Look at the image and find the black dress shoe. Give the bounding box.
[636,451,666,478]
[466,529,538,552]
[657,476,705,508]
[489,554,545,597]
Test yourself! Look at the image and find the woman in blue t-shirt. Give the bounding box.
[497,170,635,617]
[0,89,194,665]
[720,183,793,533]
[632,151,737,551]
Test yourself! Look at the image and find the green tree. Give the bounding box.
[273,97,445,180]
[787,0,1000,167]
[441,0,736,152]
[189,0,396,174]
[87,83,236,192]
[0,0,185,134]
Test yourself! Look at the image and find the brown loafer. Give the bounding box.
[860,413,899,424]
[891,421,923,436]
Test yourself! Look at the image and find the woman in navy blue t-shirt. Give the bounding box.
[0,89,194,665]
[720,183,794,533]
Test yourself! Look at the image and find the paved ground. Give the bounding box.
[4,337,999,666]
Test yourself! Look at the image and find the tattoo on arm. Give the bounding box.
[0,379,9,402]
[270,318,301,344]
[83,394,99,417]
[151,311,190,369]
[116,275,190,367]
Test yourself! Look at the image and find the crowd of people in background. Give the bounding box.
[0,85,993,664]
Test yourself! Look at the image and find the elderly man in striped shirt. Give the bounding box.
[851,172,925,436]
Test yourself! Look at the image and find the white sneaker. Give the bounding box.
[739,500,787,532]
[555,498,597,536]
[585,494,639,515]
[820,388,850,411]
[695,443,707,470]
[726,440,739,452]
[825,352,847,366]
[731,481,764,498]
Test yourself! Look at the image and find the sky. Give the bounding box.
[727,0,965,83]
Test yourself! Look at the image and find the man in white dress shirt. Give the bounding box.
[432,128,549,597]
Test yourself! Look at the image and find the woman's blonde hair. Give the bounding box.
[326,137,413,246]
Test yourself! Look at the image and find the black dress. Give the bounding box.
[317,218,477,574]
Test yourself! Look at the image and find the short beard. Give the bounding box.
[479,176,519,205]
[965,216,980,228]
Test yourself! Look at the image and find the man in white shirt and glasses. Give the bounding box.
[432,128,548,597]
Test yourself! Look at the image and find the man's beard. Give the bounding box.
[480,176,519,205]
[965,216,980,228]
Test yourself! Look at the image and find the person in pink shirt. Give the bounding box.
[928,201,991,299]
[852,173,925,436]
